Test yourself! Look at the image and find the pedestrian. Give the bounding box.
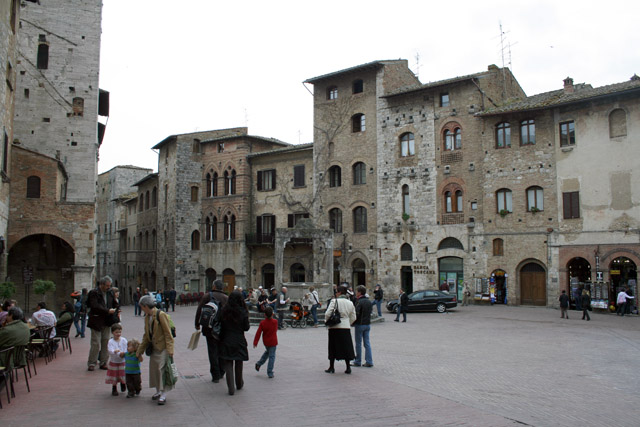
[195,279,228,383]
[253,306,278,378]
[617,287,634,316]
[74,288,88,337]
[220,290,250,395]
[324,285,357,375]
[105,323,127,396]
[87,276,118,371]
[462,282,471,306]
[559,290,570,319]
[353,285,373,368]
[169,287,177,312]
[257,288,268,313]
[581,289,591,321]
[440,281,450,293]
[137,294,174,405]
[267,288,278,314]
[124,339,142,398]
[309,286,321,327]
[373,284,383,317]
[277,286,290,330]
[394,289,409,322]
[573,287,582,311]
[155,290,164,311]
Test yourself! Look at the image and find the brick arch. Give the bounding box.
[218,204,240,219]
[203,165,221,178]
[438,176,466,194]
[8,228,75,252]
[348,200,369,210]
[326,202,346,211]
[221,161,237,172]
[347,252,369,269]
[600,248,640,266]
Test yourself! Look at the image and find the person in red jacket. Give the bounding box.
[253,306,278,378]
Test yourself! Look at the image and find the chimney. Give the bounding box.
[563,77,574,94]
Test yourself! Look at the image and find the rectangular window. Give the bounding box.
[257,169,276,191]
[190,186,198,202]
[287,213,309,228]
[560,121,575,146]
[217,142,224,153]
[293,165,305,188]
[563,191,580,219]
[440,93,450,107]
[2,131,8,174]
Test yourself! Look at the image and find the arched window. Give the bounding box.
[26,176,41,198]
[328,142,335,157]
[493,238,504,256]
[352,114,365,132]
[144,231,149,250]
[402,185,410,215]
[353,206,367,233]
[205,217,211,241]
[212,216,218,240]
[496,188,513,213]
[400,132,415,157]
[443,123,462,151]
[520,119,536,145]
[444,188,463,213]
[145,191,150,210]
[212,172,218,196]
[290,263,306,282]
[206,173,212,197]
[352,79,363,94]
[138,232,142,250]
[37,43,49,69]
[438,237,464,250]
[224,170,236,195]
[327,86,338,100]
[191,230,200,250]
[400,243,413,261]
[230,170,236,194]
[328,166,341,188]
[526,186,544,211]
[609,108,627,138]
[224,215,236,240]
[456,190,463,212]
[329,208,342,233]
[152,229,156,249]
[138,195,144,211]
[496,122,511,148]
[72,97,84,116]
[152,187,157,207]
[353,162,366,185]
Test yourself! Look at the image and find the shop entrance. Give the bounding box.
[438,257,463,301]
[222,268,235,294]
[567,258,591,308]
[609,257,637,308]
[205,268,217,288]
[261,264,274,289]
[491,269,507,304]
[352,259,366,287]
[401,266,413,293]
[520,262,546,306]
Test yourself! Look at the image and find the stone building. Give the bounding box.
[0,0,19,278]
[129,173,158,298]
[7,0,105,307]
[479,75,640,307]
[304,60,419,289]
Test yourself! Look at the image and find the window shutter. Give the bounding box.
[571,192,580,219]
[270,215,276,234]
[288,214,294,228]
[562,193,571,219]
[272,169,277,189]
[257,171,263,191]
[256,216,262,236]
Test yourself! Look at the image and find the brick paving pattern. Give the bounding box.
[2,304,639,426]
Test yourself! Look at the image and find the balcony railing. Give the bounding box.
[441,213,465,225]
[245,233,275,245]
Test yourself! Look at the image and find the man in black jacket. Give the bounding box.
[353,285,373,367]
[394,288,408,323]
[195,279,229,383]
[87,275,117,371]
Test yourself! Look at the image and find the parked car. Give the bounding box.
[386,290,457,313]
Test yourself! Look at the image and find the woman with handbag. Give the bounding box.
[137,295,175,405]
[220,290,250,395]
[324,285,357,374]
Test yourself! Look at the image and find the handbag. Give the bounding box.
[187,330,200,350]
[163,356,179,387]
[145,345,153,356]
[325,299,341,327]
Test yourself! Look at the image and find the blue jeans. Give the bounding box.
[134,301,141,316]
[395,306,407,322]
[73,312,86,337]
[257,345,277,377]
[374,299,382,317]
[353,324,373,366]
[310,304,319,325]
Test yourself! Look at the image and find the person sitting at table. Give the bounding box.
[0,300,17,327]
[56,301,75,336]
[32,301,57,338]
[0,307,30,369]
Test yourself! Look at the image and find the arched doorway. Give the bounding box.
[567,257,591,308]
[333,261,341,285]
[205,268,217,288]
[438,257,463,301]
[401,266,413,293]
[491,269,507,304]
[261,264,274,289]
[7,234,74,312]
[610,257,637,307]
[520,262,546,306]
[222,268,235,294]
[290,263,306,282]
[352,259,366,287]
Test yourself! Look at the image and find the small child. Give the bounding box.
[253,306,278,378]
[124,339,142,398]
[106,323,127,396]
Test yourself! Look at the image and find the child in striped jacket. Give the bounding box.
[124,339,142,398]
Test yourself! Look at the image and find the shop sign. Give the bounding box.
[333,250,342,257]
[610,269,620,275]
[596,271,603,281]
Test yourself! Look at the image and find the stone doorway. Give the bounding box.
[222,268,235,294]
[520,262,546,305]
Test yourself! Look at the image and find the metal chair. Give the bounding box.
[30,326,55,364]
[0,346,14,407]
[10,345,30,393]
[55,322,73,354]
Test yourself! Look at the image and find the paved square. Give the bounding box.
[3,304,639,426]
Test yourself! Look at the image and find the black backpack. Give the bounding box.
[199,292,222,339]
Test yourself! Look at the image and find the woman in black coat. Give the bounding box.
[220,290,250,395]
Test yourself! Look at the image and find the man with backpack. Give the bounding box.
[195,279,228,383]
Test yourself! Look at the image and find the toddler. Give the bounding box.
[253,306,278,378]
[105,323,127,396]
[124,339,142,398]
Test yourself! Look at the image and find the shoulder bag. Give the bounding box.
[325,298,341,327]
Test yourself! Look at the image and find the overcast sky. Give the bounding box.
[97,0,640,173]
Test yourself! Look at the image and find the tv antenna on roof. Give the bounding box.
[414,52,421,79]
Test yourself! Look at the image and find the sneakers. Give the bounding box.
[88,365,95,371]
[363,363,374,368]
[352,363,361,367]
[152,392,162,400]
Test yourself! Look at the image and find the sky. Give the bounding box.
[97,0,640,173]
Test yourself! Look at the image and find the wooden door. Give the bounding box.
[223,273,235,294]
[520,263,546,305]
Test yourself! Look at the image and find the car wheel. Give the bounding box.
[436,303,446,313]
[387,304,397,313]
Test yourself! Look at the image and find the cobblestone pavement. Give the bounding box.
[3,304,639,426]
